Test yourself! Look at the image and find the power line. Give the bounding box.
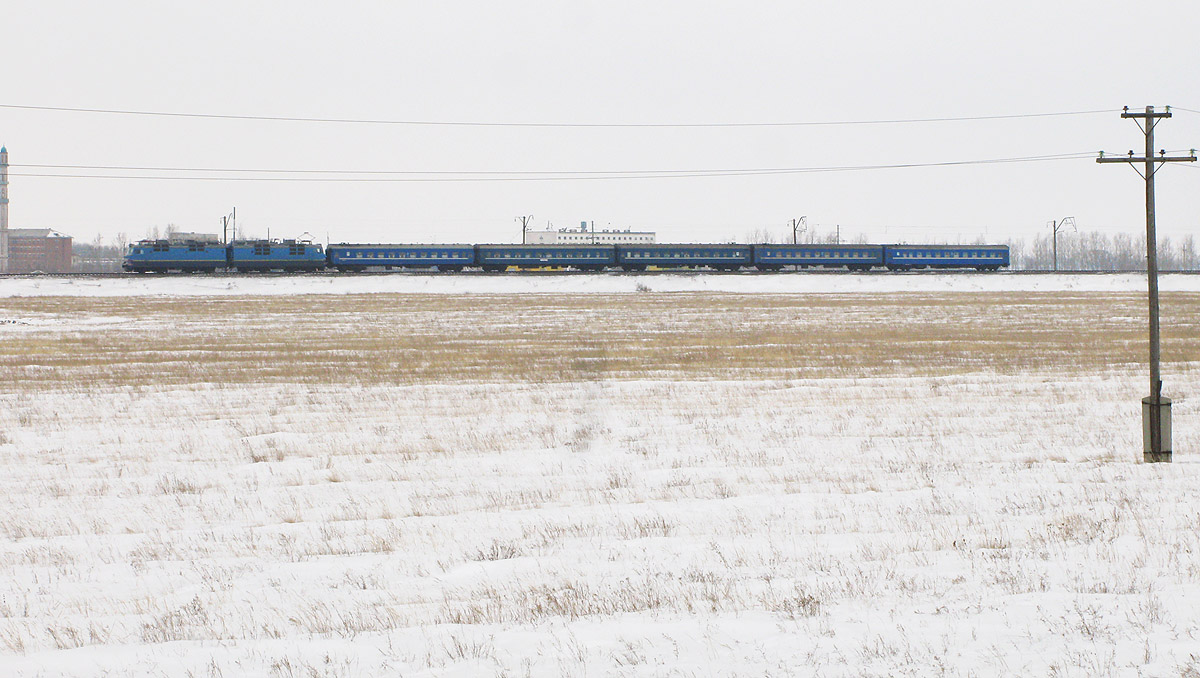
[0,102,1115,128]
[8,153,1095,176]
[2,152,1096,182]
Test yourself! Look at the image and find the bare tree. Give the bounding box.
[1005,229,1199,271]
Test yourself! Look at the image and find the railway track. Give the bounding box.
[5,269,1199,280]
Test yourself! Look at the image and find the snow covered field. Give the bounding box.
[2,280,1200,676]
[4,271,1200,298]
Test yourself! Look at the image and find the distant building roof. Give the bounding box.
[8,228,71,239]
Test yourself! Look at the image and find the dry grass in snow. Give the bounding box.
[1,290,1200,676]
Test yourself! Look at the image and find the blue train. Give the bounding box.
[123,239,325,272]
[124,239,1010,273]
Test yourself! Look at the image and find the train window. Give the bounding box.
[254,244,271,256]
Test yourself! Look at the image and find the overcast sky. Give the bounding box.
[3,1,1199,246]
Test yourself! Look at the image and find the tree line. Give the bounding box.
[1004,230,1199,271]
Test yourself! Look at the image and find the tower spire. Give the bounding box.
[1,145,10,273]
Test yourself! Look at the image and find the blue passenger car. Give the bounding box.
[475,244,615,271]
[753,244,884,271]
[228,239,326,272]
[883,244,1009,271]
[615,243,752,271]
[123,239,227,273]
[327,243,475,271]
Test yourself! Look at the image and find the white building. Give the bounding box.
[167,232,222,243]
[525,222,656,245]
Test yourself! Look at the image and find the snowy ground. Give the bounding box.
[3,271,1200,298]
[2,282,1200,676]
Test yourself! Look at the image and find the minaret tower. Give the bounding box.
[0,146,9,273]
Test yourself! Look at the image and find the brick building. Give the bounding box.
[1,147,75,274]
[7,228,73,273]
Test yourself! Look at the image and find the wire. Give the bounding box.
[8,153,1095,176]
[0,102,1116,128]
[5,152,1098,182]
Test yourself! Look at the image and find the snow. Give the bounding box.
[3,271,1200,297]
[2,280,1200,676]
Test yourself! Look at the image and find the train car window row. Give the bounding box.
[490,251,604,259]
[343,251,469,259]
[761,250,873,259]
[894,251,1005,260]
[625,251,742,259]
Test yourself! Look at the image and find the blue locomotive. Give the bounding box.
[123,238,325,273]
[122,239,227,272]
[126,238,1009,273]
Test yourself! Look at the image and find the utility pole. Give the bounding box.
[222,208,237,244]
[516,215,534,244]
[1097,106,1197,462]
[1047,216,1076,272]
[789,216,807,245]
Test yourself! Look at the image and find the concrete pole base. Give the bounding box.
[1142,395,1172,463]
